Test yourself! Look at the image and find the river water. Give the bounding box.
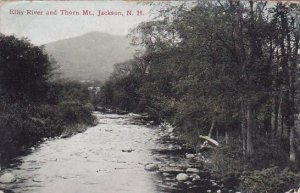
[0,112,227,193]
[1,112,161,193]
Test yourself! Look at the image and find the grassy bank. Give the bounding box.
[176,129,300,193]
[0,101,96,165]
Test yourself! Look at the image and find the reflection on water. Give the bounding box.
[0,112,159,193]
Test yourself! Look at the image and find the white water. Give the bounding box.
[1,112,160,193]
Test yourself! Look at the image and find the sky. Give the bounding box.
[0,1,156,45]
[0,1,294,46]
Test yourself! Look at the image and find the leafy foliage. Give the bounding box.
[99,1,300,192]
[0,35,54,103]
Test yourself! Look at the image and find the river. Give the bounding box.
[0,112,229,193]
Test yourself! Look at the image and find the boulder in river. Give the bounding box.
[167,126,174,133]
[186,154,195,159]
[176,173,189,182]
[0,172,16,183]
[184,181,193,186]
[191,174,201,181]
[168,144,182,150]
[162,172,170,177]
[122,149,134,153]
[144,163,159,171]
[186,168,200,174]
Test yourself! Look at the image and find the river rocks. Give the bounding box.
[167,127,174,133]
[122,148,134,153]
[191,174,201,181]
[216,190,222,193]
[184,181,193,186]
[168,144,182,150]
[0,172,16,183]
[176,173,189,182]
[162,172,171,177]
[186,153,195,159]
[186,168,200,174]
[144,163,159,171]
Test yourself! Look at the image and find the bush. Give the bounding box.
[0,35,54,103]
[202,137,298,193]
[240,167,300,193]
[206,140,246,176]
[0,102,95,163]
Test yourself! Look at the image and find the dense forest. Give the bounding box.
[99,1,300,192]
[0,35,96,163]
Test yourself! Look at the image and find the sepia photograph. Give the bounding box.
[0,0,299,193]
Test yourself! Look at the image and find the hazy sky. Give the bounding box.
[0,1,155,45]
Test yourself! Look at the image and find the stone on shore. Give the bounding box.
[176,173,189,182]
[0,172,16,183]
[144,163,159,171]
[191,174,201,181]
[186,168,200,173]
[167,127,174,133]
[186,154,195,159]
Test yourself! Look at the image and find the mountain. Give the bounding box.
[44,32,135,82]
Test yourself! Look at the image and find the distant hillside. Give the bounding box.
[45,32,135,81]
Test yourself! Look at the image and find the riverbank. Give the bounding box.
[157,122,300,193]
[0,102,96,166]
[0,112,159,193]
[0,112,237,193]
[151,122,239,193]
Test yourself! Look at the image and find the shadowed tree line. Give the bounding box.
[0,34,96,163]
[99,1,300,192]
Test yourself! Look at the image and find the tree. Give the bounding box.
[0,35,54,103]
[100,1,300,164]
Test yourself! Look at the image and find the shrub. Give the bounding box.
[240,167,300,193]
[0,102,95,163]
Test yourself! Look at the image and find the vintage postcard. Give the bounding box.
[0,1,299,193]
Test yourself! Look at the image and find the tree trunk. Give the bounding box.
[241,102,247,156]
[208,115,215,138]
[274,93,279,138]
[225,129,229,145]
[290,126,296,162]
[246,104,254,156]
[289,25,298,163]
